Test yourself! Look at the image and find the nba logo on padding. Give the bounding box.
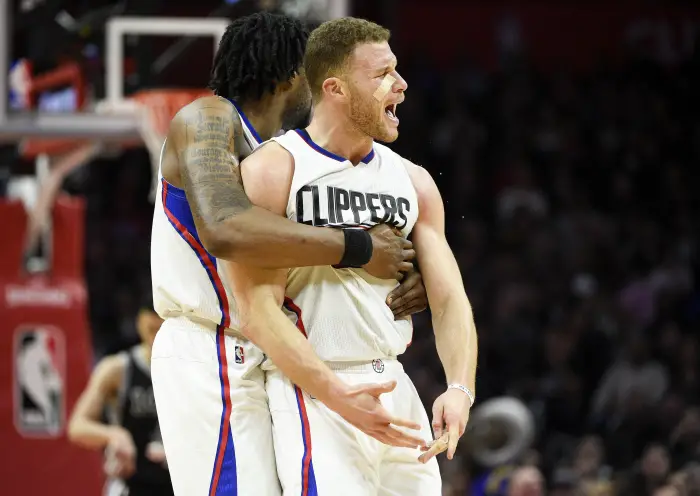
[234,345,245,364]
[13,326,66,437]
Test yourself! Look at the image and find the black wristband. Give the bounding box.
[336,229,373,268]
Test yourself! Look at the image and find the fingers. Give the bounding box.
[432,401,445,440]
[353,381,397,398]
[402,249,416,261]
[401,238,413,250]
[387,292,405,310]
[384,425,427,448]
[398,261,413,273]
[391,301,420,319]
[106,451,136,479]
[354,402,426,449]
[389,416,422,431]
[388,268,426,317]
[446,419,460,460]
[369,224,392,234]
[388,288,421,313]
[387,273,417,303]
[366,423,427,448]
[418,434,448,464]
[123,458,137,478]
[387,271,420,301]
[394,304,425,320]
[368,430,417,448]
[395,261,414,281]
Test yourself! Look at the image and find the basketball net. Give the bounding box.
[22,89,209,269]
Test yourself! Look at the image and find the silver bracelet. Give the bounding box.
[448,383,475,406]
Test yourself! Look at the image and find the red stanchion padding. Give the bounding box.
[0,200,26,275]
[0,196,104,496]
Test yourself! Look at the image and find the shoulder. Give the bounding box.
[169,96,241,137]
[175,95,236,121]
[240,141,295,214]
[374,142,406,165]
[90,353,127,392]
[375,143,429,180]
[241,140,295,175]
[399,157,444,224]
[94,353,127,381]
[400,157,437,196]
[95,352,128,375]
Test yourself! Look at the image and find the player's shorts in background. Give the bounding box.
[151,316,280,496]
[266,357,441,496]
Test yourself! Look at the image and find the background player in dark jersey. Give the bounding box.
[68,307,172,496]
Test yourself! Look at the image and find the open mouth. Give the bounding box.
[385,103,399,123]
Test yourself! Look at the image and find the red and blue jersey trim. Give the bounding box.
[161,178,237,495]
[230,99,263,145]
[283,296,318,496]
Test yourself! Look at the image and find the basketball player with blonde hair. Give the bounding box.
[231,17,478,495]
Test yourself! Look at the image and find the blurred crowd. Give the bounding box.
[13,5,700,496]
[391,37,700,495]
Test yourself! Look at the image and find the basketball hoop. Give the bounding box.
[127,89,212,201]
[19,62,88,160]
[131,88,212,137]
[21,88,210,271]
[5,15,226,277]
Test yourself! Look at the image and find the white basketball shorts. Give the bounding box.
[151,316,280,496]
[266,358,441,496]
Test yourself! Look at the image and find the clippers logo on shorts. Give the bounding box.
[235,345,245,364]
[296,185,411,230]
[372,359,385,374]
[13,326,65,437]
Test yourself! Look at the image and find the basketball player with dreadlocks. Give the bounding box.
[150,12,429,496]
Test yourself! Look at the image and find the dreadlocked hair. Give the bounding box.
[208,12,309,102]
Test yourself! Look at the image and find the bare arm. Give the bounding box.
[407,161,477,392]
[406,160,478,462]
[171,96,345,268]
[67,355,125,450]
[232,265,350,404]
[226,142,347,404]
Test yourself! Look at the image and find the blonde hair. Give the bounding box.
[304,17,390,99]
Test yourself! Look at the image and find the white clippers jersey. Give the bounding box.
[274,129,419,362]
[150,102,262,330]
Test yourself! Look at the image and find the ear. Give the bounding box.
[321,76,348,101]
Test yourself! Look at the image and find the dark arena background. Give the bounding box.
[1,0,699,494]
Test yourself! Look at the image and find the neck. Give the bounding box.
[306,103,373,165]
[239,96,285,141]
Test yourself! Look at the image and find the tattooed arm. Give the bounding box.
[168,96,411,275]
[169,96,347,268]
